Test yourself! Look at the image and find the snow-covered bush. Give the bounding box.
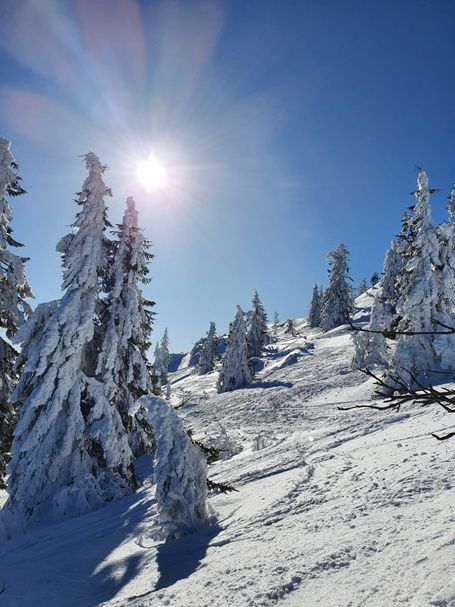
[218,306,252,393]
[132,396,216,540]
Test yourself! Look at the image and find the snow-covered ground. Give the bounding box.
[0,297,454,606]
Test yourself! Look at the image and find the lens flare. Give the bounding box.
[137,155,167,190]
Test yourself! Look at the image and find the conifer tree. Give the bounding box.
[285,318,297,336]
[370,272,380,287]
[159,329,170,384]
[308,284,322,327]
[351,294,389,369]
[247,291,269,357]
[320,244,354,332]
[272,312,279,342]
[357,278,368,296]
[217,306,252,393]
[198,321,217,375]
[0,137,32,490]
[1,153,133,536]
[96,197,155,457]
[391,170,446,385]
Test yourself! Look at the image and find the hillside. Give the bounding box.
[0,293,454,607]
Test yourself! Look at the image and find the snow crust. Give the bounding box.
[0,306,453,606]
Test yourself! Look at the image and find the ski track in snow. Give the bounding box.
[0,309,454,607]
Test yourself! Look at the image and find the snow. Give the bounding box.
[0,306,454,606]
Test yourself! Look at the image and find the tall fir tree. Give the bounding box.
[320,244,354,332]
[96,197,155,458]
[247,291,269,357]
[272,311,279,342]
[0,137,32,490]
[158,329,170,384]
[198,321,217,375]
[217,306,252,393]
[391,170,445,386]
[308,284,322,327]
[357,278,368,296]
[0,153,133,537]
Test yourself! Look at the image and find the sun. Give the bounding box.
[137,155,168,190]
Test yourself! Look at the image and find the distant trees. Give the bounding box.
[198,321,217,375]
[153,329,170,386]
[357,278,368,296]
[0,137,32,489]
[247,291,269,357]
[320,244,354,332]
[308,284,322,328]
[370,272,380,287]
[217,306,252,393]
[272,312,279,342]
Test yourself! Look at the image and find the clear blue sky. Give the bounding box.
[0,0,454,352]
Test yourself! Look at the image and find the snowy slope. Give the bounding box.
[0,299,454,607]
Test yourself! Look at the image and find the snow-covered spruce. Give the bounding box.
[247,291,269,357]
[285,318,297,336]
[391,170,451,386]
[217,306,252,393]
[0,137,32,336]
[198,321,217,375]
[351,294,389,370]
[308,284,322,328]
[132,396,215,541]
[154,329,170,384]
[0,153,133,538]
[357,278,368,296]
[320,244,354,332]
[96,196,156,458]
[0,137,32,489]
[272,311,279,342]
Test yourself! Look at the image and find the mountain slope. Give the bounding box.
[0,299,454,607]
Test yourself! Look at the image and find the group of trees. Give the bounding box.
[353,169,455,390]
[307,244,354,332]
[0,147,158,535]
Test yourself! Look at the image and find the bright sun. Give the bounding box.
[137,155,168,190]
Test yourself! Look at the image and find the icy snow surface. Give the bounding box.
[0,298,454,606]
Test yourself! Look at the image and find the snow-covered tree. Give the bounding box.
[217,306,252,393]
[308,284,322,327]
[96,196,155,457]
[198,321,217,375]
[0,137,32,490]
[0,153,133,536]
[0,137,32,336]
[370,271,380,287]
[391,170,445,386]
[272,311,279,342]
[320,244,354,332]
[155,329,170,384]
[285,318,297,336]
[132,396,215,540]
[357,278,368,296]
[351,294,389,369]
[247,291,269,357]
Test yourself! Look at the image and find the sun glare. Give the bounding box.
[137,155,168,190]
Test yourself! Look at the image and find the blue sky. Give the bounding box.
[0,0,454,352]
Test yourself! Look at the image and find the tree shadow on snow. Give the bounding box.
[247,380,293,389]
[154,523,221,591]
